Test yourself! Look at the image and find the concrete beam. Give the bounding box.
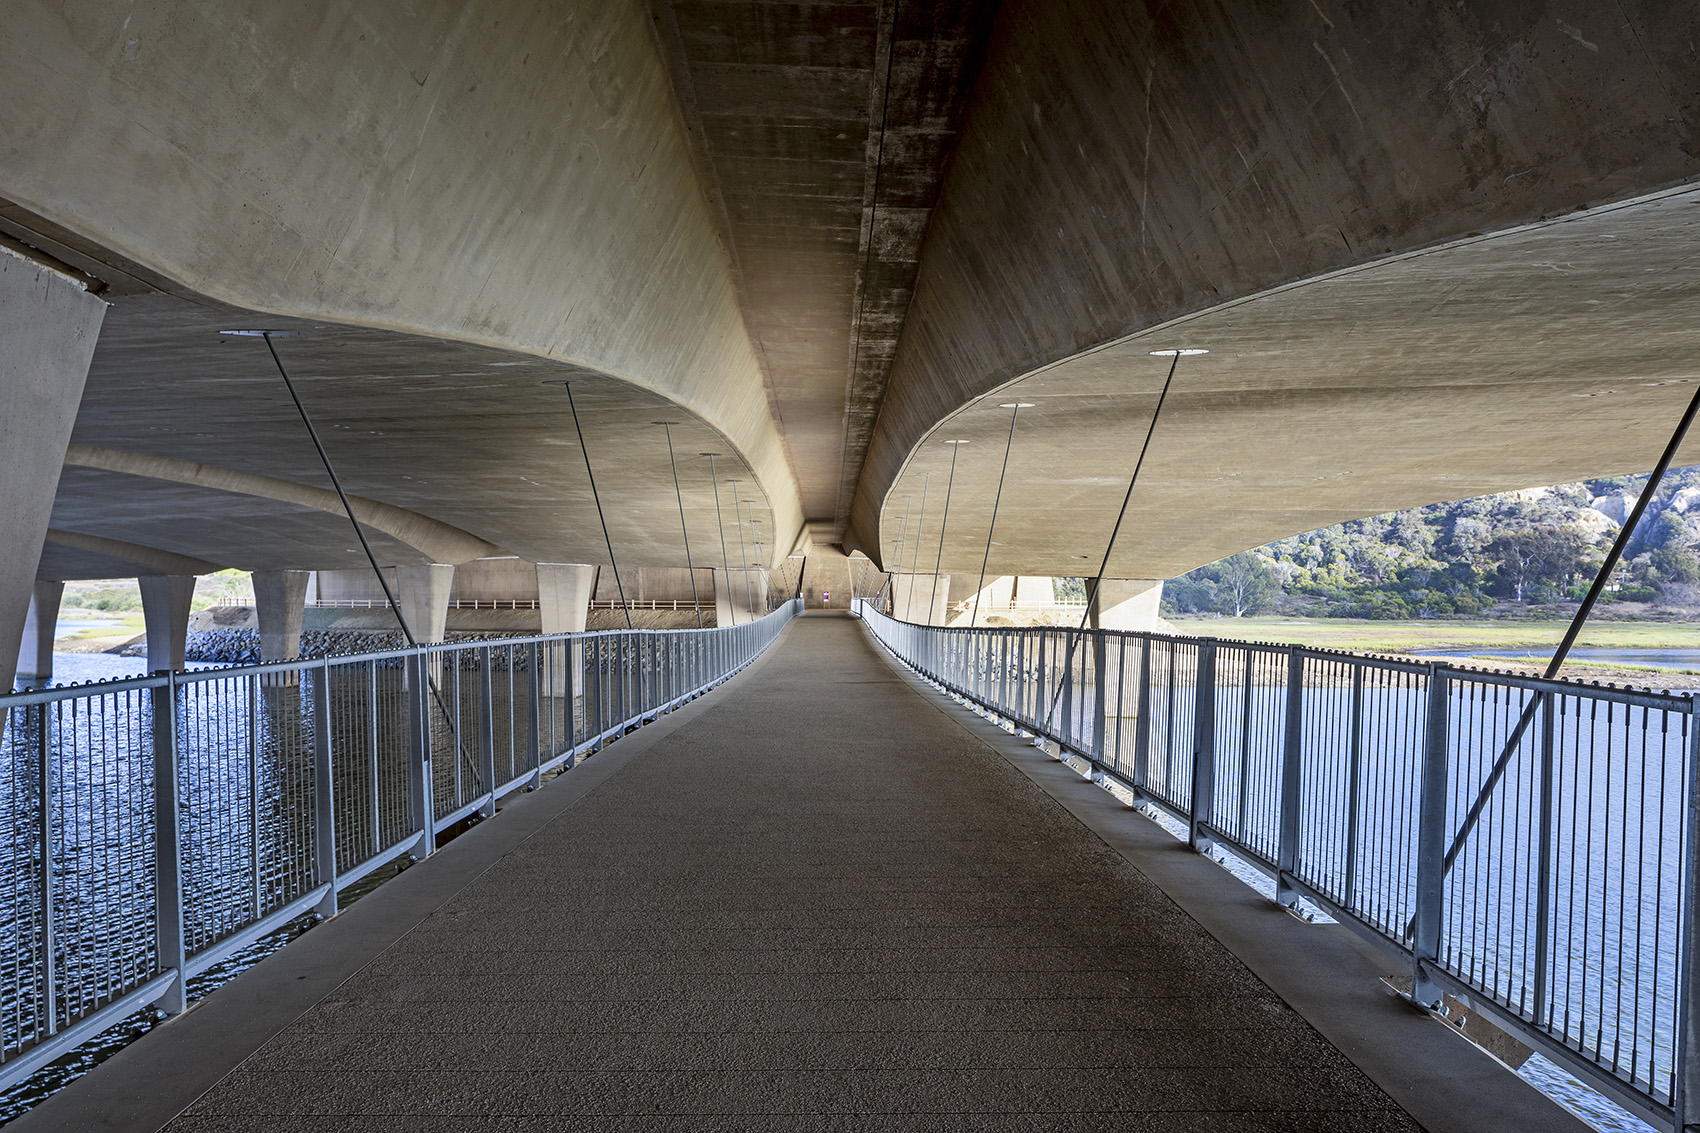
[62,446,499,565]
[139,574,196,673]
[42,529,223,577]
[16,580,64,685]
[0,245,105,692]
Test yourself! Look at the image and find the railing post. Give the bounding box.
[1275,645,1304,908]
[478,647,497,817]
[1531,690,1554,1026]
[1133,636,1152,792]
[309,663,338,919]
[1189,640,1217,852]
[1092,631,1108,762]
[1675,700,1700,1130]
[1342,665,1364,908]
[406,651,434,858]
[527,643,544,788]
[151,675,187,1015]
[1411,664,1451,1009]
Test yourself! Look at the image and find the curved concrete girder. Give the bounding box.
[63,445,500,565]
[41,529,223,578]
[850,0,1700,560]
[0,0,804,560]
[880,186,1700,579]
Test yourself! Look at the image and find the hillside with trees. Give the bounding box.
[1163,468,1700,619]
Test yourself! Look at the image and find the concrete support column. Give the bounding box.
[395,563,455,645]
[537,564,597,634]
[253,570,311,661]
[799,546,853,610]
[16,580,65,685]
[140,575,197,673]
[0,247,108,691]
[890,573,951,625]
[1089,579,1165,632]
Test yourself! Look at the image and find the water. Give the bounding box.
[19,652,229,690]
[1420,646,1700,671]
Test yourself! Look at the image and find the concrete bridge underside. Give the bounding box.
[12,616,1585,1132]
[1,1,1697,628]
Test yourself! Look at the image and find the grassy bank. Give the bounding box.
[1164,615,1700,654]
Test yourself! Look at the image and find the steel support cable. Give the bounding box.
[927,440,963,624]
[970,404,1027,629]
[891,494,913,616]
[905,473,932,621]
[563,381,632,630]
[730,483,753,615]
[1040,351,1182,738]
[261,332,483,793]
[704,454,736,625]
[659,424,703,628]
[1435,378,1700,884]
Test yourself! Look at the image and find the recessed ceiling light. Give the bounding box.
[1149,348,1208,356]
[943,439,970,445]
[997,402,1037,408]
[220,329,301,337]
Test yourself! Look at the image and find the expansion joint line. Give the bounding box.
[564,381,632,630]
[262,332,483,793]
[1041,350,1182,737]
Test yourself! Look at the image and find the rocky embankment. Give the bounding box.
[160,628,526,665]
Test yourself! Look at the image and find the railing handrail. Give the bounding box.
[852,599,1697,1131]
[0,599,803,1101]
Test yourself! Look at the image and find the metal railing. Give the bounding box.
[0,599,799,1092]
[853,599,1698,1131]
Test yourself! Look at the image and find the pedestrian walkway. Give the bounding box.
[22,613,1575,1130]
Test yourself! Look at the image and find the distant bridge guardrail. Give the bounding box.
[0,599,800,1097]
[853,598,1697,1131]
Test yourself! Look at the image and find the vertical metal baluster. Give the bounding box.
[1236,650,1253,841]
[407,652,434,858]
[367,661,379,858]
[152,674,187,1015]
[310,663,337,918]
[1411,665,1451,1008]
[1343,665,1365,910]
[250,673,262,918]
[1092,631,1108,763]
[1134,636,1152,793]
[37,703,55,1037]
[1275,646,1304,908]
[1190,640,1217,852]
[528,643,544,788]
[478,647,497,817]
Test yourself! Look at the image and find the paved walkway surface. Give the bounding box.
[145,612,1422,1131]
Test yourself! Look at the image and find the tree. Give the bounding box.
[1213,552,1276,617]
[1487,527,1586,602]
